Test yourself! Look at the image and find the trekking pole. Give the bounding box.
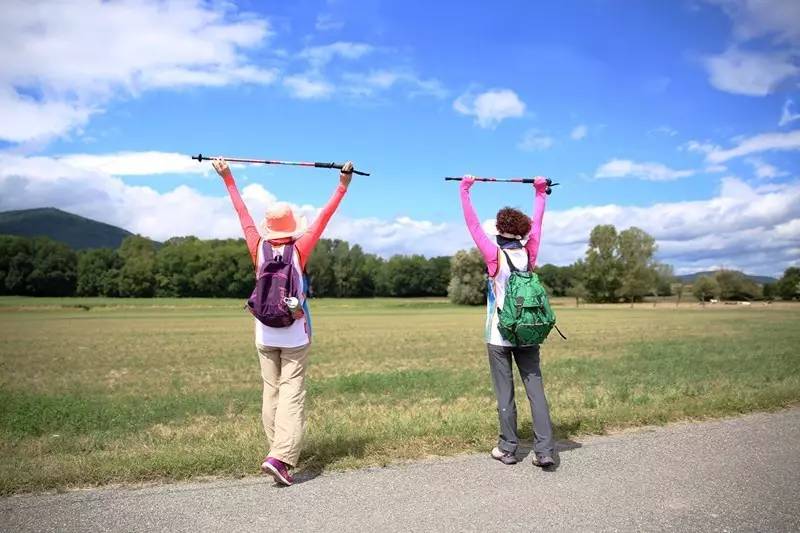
[444,176,559,195]
[192,153,371,176]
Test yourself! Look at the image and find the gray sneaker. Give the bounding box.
[532,454,555,468]
[491,446,518,465]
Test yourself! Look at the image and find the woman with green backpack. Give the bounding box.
[459,175,556,467]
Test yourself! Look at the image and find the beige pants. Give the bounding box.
[256,343,310,467]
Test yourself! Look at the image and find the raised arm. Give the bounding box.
[213,158,260,266]
[525,177,549,269]
[295,161,352,269]
[459,177,499,277]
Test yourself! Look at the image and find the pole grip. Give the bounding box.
[316,162,370,176]
[444,177,462,181]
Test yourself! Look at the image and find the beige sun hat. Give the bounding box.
[260,203,308,240]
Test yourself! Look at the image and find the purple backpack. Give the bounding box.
[247,241,300,328]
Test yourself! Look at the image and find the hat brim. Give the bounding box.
[261,215,308,240]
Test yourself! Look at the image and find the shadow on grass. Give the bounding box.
[292,435,372,484]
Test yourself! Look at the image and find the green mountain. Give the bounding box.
[0,207,134,250]
[677,271,777,285]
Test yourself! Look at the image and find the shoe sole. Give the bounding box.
[261,461,293,486]
[533,458,555,468]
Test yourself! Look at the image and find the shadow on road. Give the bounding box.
[292,435,371,485]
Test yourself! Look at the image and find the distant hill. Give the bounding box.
[677,271,778,285]
[0,207,135,250]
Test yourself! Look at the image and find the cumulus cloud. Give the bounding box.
[0,0,275,143]
[595,159,695,181]
[57,152,213,176]
[453,89,526,128]
[703,48,798,96]
[2,153,798,274]
[701,1,800,96]
[570,125,588,140]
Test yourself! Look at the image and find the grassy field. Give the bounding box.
[1,296,798,494]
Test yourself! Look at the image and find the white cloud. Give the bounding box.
[703,48,798,96]
[283,75,335,99]
[0,0,275,143]
[570,125,588,140]
[57,152,211,176]
[704,129,800,163]
[343,70,447,99]
[453,89,526,128]
[746,157,787,179]
[315,14,344,32]
[298,42,374,68]
[704,0,800,44]
[536,177,800,275]
[518,130,554,151]
[1,153,798,274]
[701,1,800,96]
[779,99,800,126]
[595,159,695,181]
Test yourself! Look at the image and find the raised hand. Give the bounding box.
[339,161,353,188]
[212,157,231,178]
[533,176,549,194]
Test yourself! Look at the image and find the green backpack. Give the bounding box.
[497,250,565,346]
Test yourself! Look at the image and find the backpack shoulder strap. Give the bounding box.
[283,242,295,264]
[501,249,529,273]
[262,240,273,262]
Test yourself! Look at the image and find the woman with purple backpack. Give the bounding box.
[213,157,353,486]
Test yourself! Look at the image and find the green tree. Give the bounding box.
[584,224,623,303]
[693,276,720,306]
[537,264,574,296]
[306,239,337,297]
[0,236,33,295]
[618,227,658,306]
[776,267,800,301]
[448,248,486,305]
[671,282,685,307]
[566,281,587,308]
[714,269,760,301]
[77,248,122,296]
[118,235,157,297]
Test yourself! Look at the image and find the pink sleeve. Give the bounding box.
[222,171,261,267]
[296,184,347,269]
[459,183,498,277]
[525,189,547,269]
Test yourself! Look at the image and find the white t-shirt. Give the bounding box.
[253,243,310,348]
[485,247,529,346]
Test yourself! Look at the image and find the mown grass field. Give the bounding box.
[1,296,798,494]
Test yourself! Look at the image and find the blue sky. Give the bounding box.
[1,0,798,275]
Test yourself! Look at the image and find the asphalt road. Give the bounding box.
[3,408,799,532]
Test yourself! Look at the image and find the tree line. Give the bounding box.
[446,224,800,305]
[1,227,798,302]
[0,234,450,298]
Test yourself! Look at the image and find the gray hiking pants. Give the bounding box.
[487,343,555,456]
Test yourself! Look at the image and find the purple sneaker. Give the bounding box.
[261,457,294,486]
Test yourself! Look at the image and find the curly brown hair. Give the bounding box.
[496,207,531,237]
